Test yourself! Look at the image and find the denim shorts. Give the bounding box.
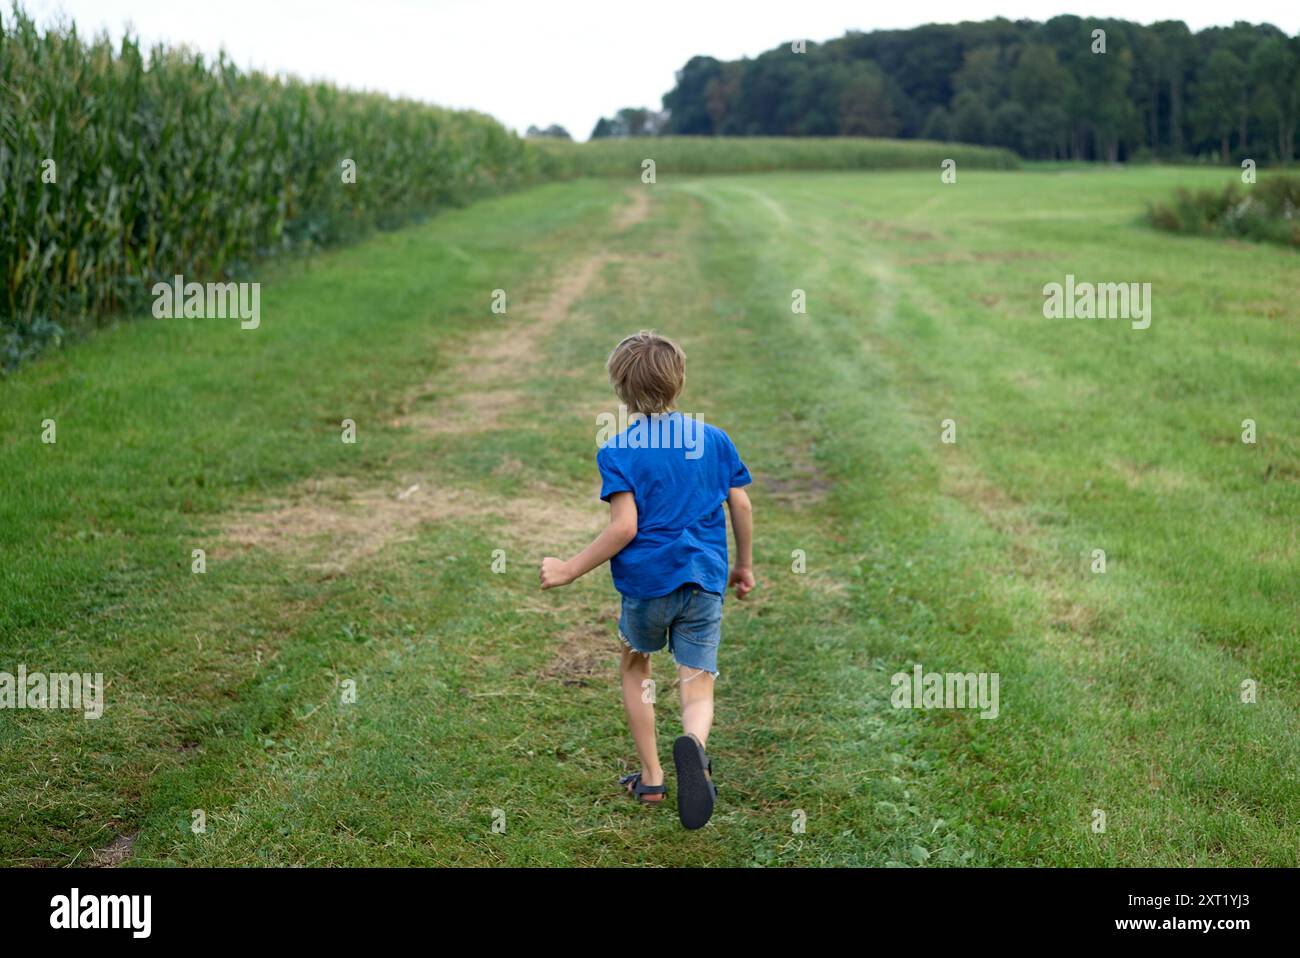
[618,584,724,676]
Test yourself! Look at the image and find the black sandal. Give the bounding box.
[672,734,717,829]
[619,771,668,804]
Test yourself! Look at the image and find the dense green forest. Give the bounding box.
[593,16,1300,163]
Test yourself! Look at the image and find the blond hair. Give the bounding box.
[606,331,685,415]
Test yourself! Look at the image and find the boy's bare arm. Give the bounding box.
[540,492,637,590]
[726,486,755,598]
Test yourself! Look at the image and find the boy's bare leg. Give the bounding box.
[678,666,715,749]
[620,646,663,789]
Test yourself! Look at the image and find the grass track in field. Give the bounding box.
[1,166,1297,865]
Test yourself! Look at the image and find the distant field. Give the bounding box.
[2,164,1297,865]
[529,135,1020,177]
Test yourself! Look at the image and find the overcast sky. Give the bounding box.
[28,1,1300,140]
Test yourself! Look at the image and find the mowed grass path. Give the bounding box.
[2,166,1297,865]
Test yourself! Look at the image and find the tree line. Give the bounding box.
[592,16,1299,163]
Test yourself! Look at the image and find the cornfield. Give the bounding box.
[528,136,1021,179]
[0,5,531,368]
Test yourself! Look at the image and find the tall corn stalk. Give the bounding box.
[0,3,530,369]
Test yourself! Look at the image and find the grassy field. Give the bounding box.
[2,164,1297,866]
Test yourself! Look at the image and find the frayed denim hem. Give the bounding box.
[673,660,720,681]
[618,631,718,679]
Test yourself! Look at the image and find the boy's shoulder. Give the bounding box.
[701,420,737,444]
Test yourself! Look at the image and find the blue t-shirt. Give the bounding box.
[597,412,751,598]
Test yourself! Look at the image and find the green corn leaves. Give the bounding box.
[0,4,531,370]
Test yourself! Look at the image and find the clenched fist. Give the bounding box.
[540,557,575,590]
[728,565,756,599]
